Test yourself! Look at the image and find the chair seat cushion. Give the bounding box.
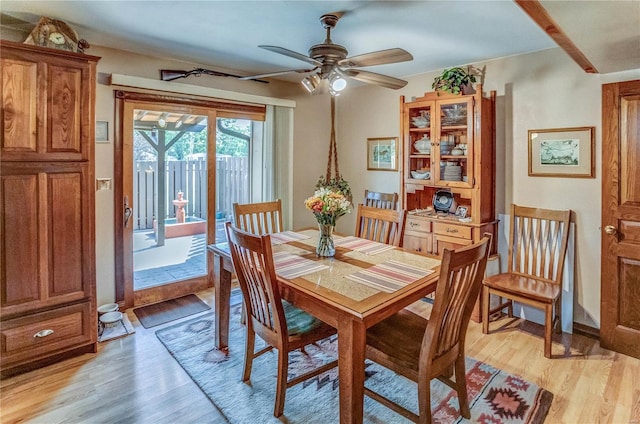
[484,273,560,303]
[366,309,428,375]
[282,300,322,336]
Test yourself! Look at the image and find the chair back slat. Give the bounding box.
[364,190,399,210]
[233,199,283,235]
[508,204,571,283]
[225,222,287,337]
[422,235,492,363]
[355,204,406,247]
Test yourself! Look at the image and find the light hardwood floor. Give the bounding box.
[1,288,639,424]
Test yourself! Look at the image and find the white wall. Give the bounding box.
[334,47,640,327]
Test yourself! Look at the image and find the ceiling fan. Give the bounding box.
[240,12,413,94]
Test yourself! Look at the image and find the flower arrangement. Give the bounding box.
[304,187,352,226]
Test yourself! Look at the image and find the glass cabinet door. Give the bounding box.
[435,98,474,187]
[405,101,434,183]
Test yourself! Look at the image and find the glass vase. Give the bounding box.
[316,223,335,257]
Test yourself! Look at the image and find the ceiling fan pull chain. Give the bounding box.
[325,96,341,182]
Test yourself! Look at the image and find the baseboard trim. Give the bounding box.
[573,322,600,340]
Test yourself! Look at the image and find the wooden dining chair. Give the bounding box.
[233,199,283,235]
[355,203,406,247]
[364,190,399,210]
[224,222,337,417]
[364,234,492,423]
[482,204,571,358]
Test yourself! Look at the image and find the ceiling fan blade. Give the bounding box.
[342,69,408,90]
[259,45,322,66]
[238,68,317,80]
[339,48,413,68]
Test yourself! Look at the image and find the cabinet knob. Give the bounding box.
[604,225,617,235]
[33,329,54,338]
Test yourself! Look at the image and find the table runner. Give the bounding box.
[347,260,435,292]
[334,236,395,255]
[273,251,328,279]
[270,231,311,245]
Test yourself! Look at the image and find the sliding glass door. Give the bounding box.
[132,109,209,290]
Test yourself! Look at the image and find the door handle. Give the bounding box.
[604,225,617,235]
[124,196,132,228]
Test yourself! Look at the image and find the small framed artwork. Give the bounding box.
[96,121,109,143]
[367,137,398,171]
[528,126,595,178]
[454,206,468,218]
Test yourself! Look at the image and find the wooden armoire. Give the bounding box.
[0,40,100,377]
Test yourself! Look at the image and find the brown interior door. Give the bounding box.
[601,79,640,359]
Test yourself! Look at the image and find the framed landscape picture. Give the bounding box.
[367,137,398,171]
[528,127,595,178]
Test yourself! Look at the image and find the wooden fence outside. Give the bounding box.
[133,157,248,230]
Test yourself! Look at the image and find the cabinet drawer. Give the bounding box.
[406,216,432,232]
[1,302,94,367]
[432,222,472,239]
[404,233,434,255]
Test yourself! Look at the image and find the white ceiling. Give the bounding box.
[1,1,638,84]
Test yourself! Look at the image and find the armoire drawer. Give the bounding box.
[1,302,94,368]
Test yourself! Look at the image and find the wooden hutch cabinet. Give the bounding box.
[401,85,497,321]
[0,40,100,377]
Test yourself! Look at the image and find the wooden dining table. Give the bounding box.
[207,228,440,424]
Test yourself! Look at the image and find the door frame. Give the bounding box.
[114,91,267,308]
[115,92,215,307]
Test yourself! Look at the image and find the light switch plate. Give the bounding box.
[96,178,112,191]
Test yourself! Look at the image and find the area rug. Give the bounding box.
[156,303,553,423]
[133,294,210,328]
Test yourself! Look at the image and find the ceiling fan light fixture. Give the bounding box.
[302,74,321,93]
[329,71,347,92]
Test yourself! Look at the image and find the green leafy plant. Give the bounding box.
[315,175,352,199]
[432,66,479,95]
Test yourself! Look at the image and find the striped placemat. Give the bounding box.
[346,260,435,292]
[334,236,395,255]
[270,231,311,245]
[273,251,328,279]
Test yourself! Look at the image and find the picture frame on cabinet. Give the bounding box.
[454,205,468,218]
[528,126,595,178]
[96,121,109,142]
[367,137,397,171]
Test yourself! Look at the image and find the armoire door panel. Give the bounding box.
[1,173,41,309]
[0,42,96,162]
[1,58,38,154]
[48,65,82,154]
[1,163,91,317]
[48,172,83,296]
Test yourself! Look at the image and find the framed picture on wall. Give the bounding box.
[367,137,398,171]
[528,126,595,178]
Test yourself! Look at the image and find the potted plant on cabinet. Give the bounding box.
[432,66,479,95]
